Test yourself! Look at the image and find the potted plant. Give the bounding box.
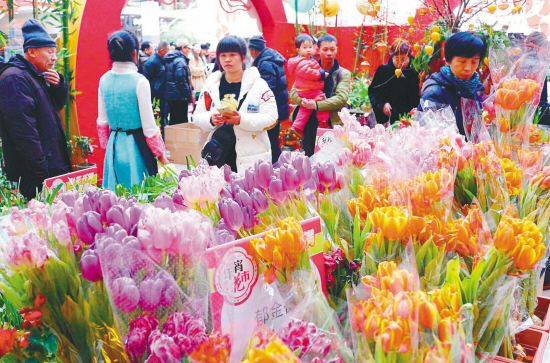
[347,74,372,126]
[70,136,96,170]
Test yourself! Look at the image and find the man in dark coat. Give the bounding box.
[144,41,170,132]
[249,35,289,163]
[164,39,192,125]
[0,19,71,199]
[369,39,420,125]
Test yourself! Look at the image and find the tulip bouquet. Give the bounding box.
[488,42,550,157]
[240,332,301,363]
[0,199,112,362]
[124,312,231,363]
[350,261,474,363]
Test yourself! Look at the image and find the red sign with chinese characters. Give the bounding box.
[205,217,325,361]
[43,167,98,199]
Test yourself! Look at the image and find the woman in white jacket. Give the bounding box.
[193,36,278,172]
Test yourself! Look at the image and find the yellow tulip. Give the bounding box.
[430,32,441,43]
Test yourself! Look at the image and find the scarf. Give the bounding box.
[440,65,481,97]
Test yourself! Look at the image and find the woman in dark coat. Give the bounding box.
[369,39,420,125]
[419,32,487,136]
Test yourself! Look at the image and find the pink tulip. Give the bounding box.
[139,277,164,312]
[234,188,252,208]
[26,200,51,231]
[147,330,181,362]
[80,249,102,282]
[280,165,299,192]
[242,205,257,231]
[337,148,353,167]
[111,277,140,313]
[3,230,50,271]
[53,220,71,246]
[268,177,287,204]
[7,207,28,236]
[60,189,79,207]
[278,150,293,165]
[98,191,117,222]
[153,192,176,212]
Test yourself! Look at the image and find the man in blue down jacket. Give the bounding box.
[249,35,288,163]
[164,39,192,125]
[0,19,71,199]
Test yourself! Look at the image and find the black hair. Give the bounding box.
[317,34,337,47]
[140,41,152,52]
[444,32,487,63]
[108,30,139,63]
[216,35,247,71]
[201,44,209,50]
[296,34,315,49]
[390,38,410,56]
[158,41,170,51]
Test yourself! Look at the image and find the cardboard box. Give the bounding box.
[165,123,210,165]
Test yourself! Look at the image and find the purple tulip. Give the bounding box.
[268,177,287,204]
[292,154,312,186]
[153,193,176,212]
[234,188,252,208]
[280,165,299,192]
[242,205,257,231]
[212,228,236,247]
[278,151,293,165]
[254,159,273,190]
[127,204,143,230]
[251,188,268,213]
[220,187,232,199]
[122,239,146,274]
[112,277,140,313]
[77,211,103,244]
[244,168,256,191]
[216,219,237,237]
[230,175,246,194]
[156,271,178,307]
[172,191,184,207]
[218,198,244,231]
[106,205,128,232]
[60,190,79,207]
[99,192,117,222]
[104,223,128,243]
[222,164,232,183]
[103,242,123,271]
[80,249,102,282]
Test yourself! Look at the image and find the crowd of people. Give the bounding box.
[1,18,550,197]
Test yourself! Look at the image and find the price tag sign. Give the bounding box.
[43,167,98,200]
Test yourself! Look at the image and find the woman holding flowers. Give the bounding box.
[97,30,168,190]
[419,32,487,136]
[194,35,278,172]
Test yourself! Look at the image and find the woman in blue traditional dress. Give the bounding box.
[96,30,168,190]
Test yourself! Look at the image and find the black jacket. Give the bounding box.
[143,53,166,100]
[253,48,289,121]
[419,71,485,136]
[164,51,191,101]
[368,57,420,124]
[0,55,71,198]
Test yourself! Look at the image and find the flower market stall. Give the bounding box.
[3,0,550,362]
[3,37,550,361]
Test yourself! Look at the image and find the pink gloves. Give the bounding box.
[146,133,166,157]
[97,123,110,149]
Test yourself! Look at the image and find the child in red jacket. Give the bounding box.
[287,34,330,139]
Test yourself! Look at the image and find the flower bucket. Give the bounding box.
[494,329,549,363]
[531,296,550,332]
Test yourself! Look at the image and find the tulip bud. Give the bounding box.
[218,198,244,231]
[139,277,164,312]
[419,299,438,330]
[242,206,257,231]
[251,188,269,213]
[99,191,117,222]
[111,277,140,313]
[234,188,253,208]
[255,160,274,190]
[77,211,103,244]
[292,154,312,186]
[268,177,287,204]
[60,190,79,207]
[106,205,128,232]
[80,249,102,282]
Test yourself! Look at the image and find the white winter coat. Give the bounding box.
[193,67,278,172]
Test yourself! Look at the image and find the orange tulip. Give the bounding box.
[438,317,456,343]
[364,313,380,340]
[498,116,510,133]
[369,207,409,240]
[393,291,413,320]
[379,320,405,353]
[495,88,523,110]
[418,299,438,330]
